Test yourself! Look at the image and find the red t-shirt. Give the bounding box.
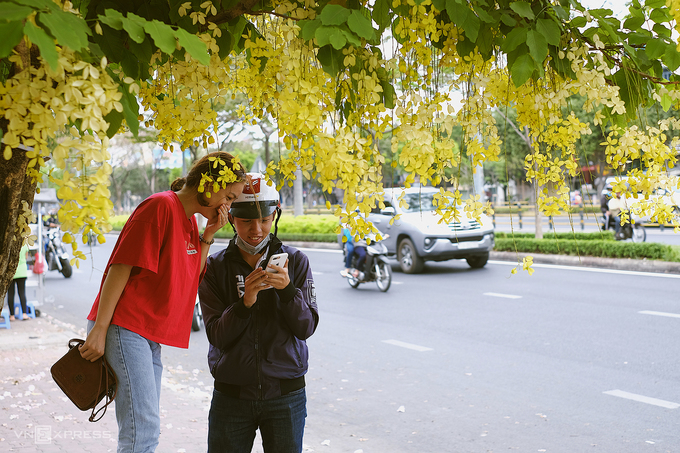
[87,191,203,348]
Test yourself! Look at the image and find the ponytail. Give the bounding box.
[171,177,186,192]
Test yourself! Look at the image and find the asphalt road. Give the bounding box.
[33,235,680,452]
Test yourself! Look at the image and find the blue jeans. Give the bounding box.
[208,388,307,453]
[88,321,163,453]
[344,242,354,268]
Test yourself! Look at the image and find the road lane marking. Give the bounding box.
[603,390,680,409]
[483,292,522,299]
[639,310,680,319]
[489,260,680,279]
[382,339,433,352]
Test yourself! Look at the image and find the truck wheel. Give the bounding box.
[466,253,489,269]
[397,238,424,274]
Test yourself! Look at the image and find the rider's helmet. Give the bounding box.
[229,173,282,234]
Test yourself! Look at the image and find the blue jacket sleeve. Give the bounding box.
[199,254,251,351]
[276,250,319,340]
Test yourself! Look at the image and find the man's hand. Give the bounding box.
[243,268,270,308]
[266,260,290,290]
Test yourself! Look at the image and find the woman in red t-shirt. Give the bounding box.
[79,152,246,452]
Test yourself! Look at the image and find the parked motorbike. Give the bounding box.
[44,228,73,278]
[342,238,392,292]
[600,214,646,242]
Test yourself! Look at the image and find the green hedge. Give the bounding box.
[495,238,677,261]
[496,231,615,241]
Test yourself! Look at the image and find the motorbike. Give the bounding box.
[342,238,392,292]
[44,228,73,278]
[600,214,646,243]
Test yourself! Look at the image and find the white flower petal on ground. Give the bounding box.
[397,405,405,412]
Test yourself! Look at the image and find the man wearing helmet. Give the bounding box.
[198,173,319,453]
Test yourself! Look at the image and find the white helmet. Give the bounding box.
[229,173,280,219]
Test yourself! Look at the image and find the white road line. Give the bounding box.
[603,390,680,409]
[489,260,680,279]
[483,292,522,299]
[382,339,433,352]
[639,310,680,319]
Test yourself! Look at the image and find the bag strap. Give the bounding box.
[89,357,116,422]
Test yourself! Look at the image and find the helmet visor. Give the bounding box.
[230,201,278,219]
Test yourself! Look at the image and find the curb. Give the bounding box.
[490,251,680,274]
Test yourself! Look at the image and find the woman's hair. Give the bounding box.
[171,152,246,192]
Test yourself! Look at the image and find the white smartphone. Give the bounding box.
[265,253,288,273]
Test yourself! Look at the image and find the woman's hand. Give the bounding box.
[80,324,107,362]
[243,268,270,308]
[203,203,229,240]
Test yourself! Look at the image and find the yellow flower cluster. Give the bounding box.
[1,47,121,266]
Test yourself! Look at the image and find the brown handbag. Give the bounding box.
[50,338,117,422]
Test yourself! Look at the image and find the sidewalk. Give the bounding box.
[0,316,214,453]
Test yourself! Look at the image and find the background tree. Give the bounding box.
[3,0,680,302]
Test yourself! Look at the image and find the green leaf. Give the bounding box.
[119,84,139,137]
[664,45,680,71]
[646,0,666,8]
[569,16,587,28]
[329,30,347,49]
[341,28,362,47]
[0,21,25,59]
[99,9,125,30]
[446,0,479,42]
[347,9,375,40]
[510,1,534,20]
[373,0,391,30]
[144,19,177,54]
[552,5,568,21]
[174,28,209,65]
[536,18,560,46]
[660,92,672,112]
[315,26,341,48]
[319,5,351,26]
[511,53,534,87]
[104,109,124,138]
[431,0,445,11]
[526,29,548,65]
[645,38,667,60]
[623,16,645,30]
[37,11,90,51]
[0,3,34,21]
[299,19,321,41]
[380,78,395,108]
[23,21,58,71]
[652,23,671,39]
[215,29,234,60]
[317,44,343,77]
[500,13,517,27]
[501,26,527,52]
[12,0,58,11]
[473,6,494,23]
[122,13,146,44]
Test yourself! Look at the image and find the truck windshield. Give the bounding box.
[401,193,437,213]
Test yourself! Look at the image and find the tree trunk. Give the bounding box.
[294,168,304,216]
[0,142,38,310]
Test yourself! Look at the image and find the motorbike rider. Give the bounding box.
[608,190,626,239]
[199,173,319,453]
[600,184,622,236]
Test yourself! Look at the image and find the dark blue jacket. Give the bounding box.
[199,235,319,400]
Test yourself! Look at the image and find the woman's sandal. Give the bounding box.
[22,314,30,320]
[9,315,16,321]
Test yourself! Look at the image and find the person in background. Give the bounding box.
[340,225,354,277]
[79,152,246,453]
[199,173,319,453]
[7,243,30,321]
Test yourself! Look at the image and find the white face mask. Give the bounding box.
[235,234,271,255]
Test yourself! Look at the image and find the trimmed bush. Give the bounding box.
[495,231,615,241]
[495,238,673,260]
